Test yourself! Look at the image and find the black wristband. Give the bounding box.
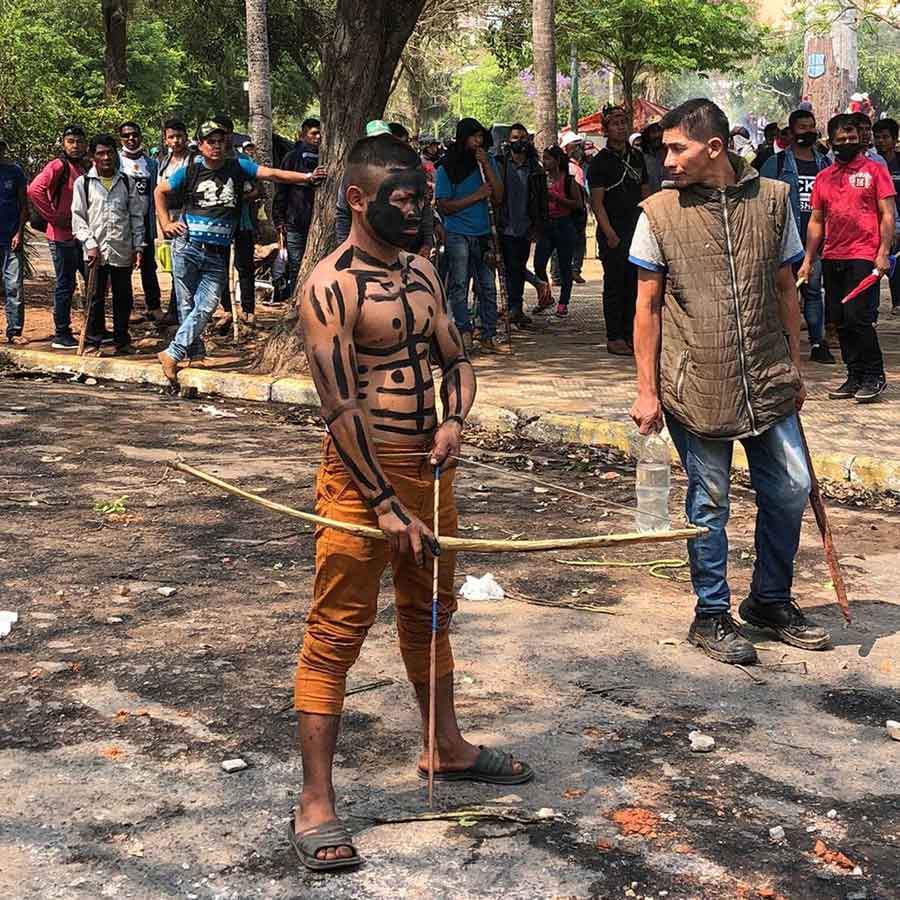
[443,415,465,428]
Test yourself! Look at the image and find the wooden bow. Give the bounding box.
[172,461,707,552]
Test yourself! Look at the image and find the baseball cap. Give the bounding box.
[559,130,582,149]
[196,120,227,141]
[365,120,393,138]
[241,140,256,150]
[62,124,85,138]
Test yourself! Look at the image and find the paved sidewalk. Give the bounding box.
[8,244,900,489]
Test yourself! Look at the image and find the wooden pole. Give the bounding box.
[428,465,440,806]
[797,418,851,624]
[171,460,707,551]
[77,262,100,356]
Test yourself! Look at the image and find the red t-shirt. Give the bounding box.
[810,155,895,260]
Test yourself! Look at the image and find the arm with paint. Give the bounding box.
[299,272,440,565]
[427,267,476,467]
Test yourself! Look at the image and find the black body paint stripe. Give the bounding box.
[311,350,330,390]
[390,501,411,524]
[372,406,437,420]
[332,336,350,400]
[335,247,354,270]
[309,288,327,326]
[377,379,434,396]
[357,336,429,358]
[331,281,346,326]
[372,348,429,371]
[323,285,335,315]
[372,422,434,436]
[353,247,402,270]
[331,434,377,491]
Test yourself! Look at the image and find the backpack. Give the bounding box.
[28,158,70,232]
[81,172,131,214]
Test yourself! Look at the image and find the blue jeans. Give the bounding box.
[794,258,824,344]
[285,228,309,299]
[48,239,84,339]
[535,216,576,307]
[0,244,23,337]
[666,412,811,616]
[445,231,498,339]
[167,238,227,362]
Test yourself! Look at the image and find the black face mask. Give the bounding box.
[793,131,816,148]
[834,142,861,163]
[366,169,427,251]
[509,140,528,154]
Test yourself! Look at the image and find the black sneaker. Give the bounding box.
[101,330,115,345]
[827,376,860,400]
[810,344,836,364]
[687,613,758,664]
[891,305,900,317]
[854,376,887,404]
[511,312,534,329]
[51,334,78,350]
[738,596,830,650]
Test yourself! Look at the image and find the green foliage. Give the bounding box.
[94,496,128,514]
[486,0,764,104]
[457,53,532,127]
[0,0,319,170]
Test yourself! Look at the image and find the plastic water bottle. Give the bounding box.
[635,434,671,533]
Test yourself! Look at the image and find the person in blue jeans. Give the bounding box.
[533,146,583,318]
[630,98,830,666]
[435,117,508,354]
[0,138,27,343]
[27,124,90,348]
[760,109,835,364]
[154,120,314,387]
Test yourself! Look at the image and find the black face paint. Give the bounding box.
[366,168,427,251]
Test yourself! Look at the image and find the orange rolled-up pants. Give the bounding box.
[294,436,458,716]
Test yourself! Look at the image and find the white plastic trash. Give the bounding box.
[459,574,505,601]
[0,611,18,639]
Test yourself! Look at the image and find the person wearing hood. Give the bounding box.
[729,125,755,162]
[435,117,507,353]
[630,99,830,666]
[641,122,666,195]
[760,109,835,364]
[798,113,896,404]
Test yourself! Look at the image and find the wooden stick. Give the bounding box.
[171,461,708,551]
[428,465,441,807]
[477,159,513,350]
[77,262,100,356]
[797,417,851,624]
[229,248,240,342]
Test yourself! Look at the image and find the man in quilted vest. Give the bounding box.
[629,99,830,666]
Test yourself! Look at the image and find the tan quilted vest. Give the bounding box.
[640,156,800,439]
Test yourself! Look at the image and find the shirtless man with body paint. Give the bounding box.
[289,134,533,872]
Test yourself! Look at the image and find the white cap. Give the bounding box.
[559,130,582,149]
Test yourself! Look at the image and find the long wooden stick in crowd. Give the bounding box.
[76,261,100,357]
[477,158,513,351]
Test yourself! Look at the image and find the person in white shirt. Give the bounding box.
[118,121,162,321]
[71,133,144,354]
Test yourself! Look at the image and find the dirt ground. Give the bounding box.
[1,372,898,900]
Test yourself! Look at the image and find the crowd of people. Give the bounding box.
[0,99,897,400]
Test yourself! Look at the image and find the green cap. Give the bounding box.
[365,120,392,138]
[196,120,227,141]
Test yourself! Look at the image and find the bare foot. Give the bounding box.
[294,794,355,862]
[157,350,179,384]
[8,335,29,345]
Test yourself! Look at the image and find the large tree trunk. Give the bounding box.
[254,0,427,376]
[102,0,127,99]
[802,4,858,127]
[245,0,274,233]
[531,0,557,153]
